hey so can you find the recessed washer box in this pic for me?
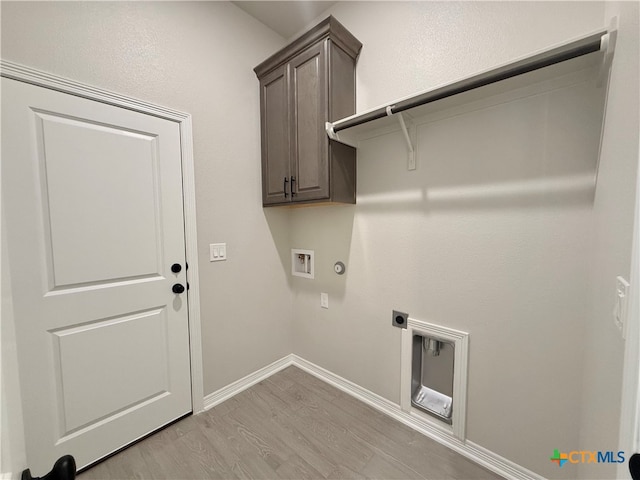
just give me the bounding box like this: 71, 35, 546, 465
291, 249, 314, 279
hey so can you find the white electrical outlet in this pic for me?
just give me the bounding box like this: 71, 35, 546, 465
320, 292, 329, 309
614, 276, 630, 338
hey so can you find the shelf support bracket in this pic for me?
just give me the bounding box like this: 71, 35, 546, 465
598, 18, 617, 88
387, 106, 416, 170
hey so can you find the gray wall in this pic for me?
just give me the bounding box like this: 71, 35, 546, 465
1, 1, 291, 474
287, 2, 626, 479
0, 0, 292, 397
579, 2, 639, 479
2, 2, 638, 480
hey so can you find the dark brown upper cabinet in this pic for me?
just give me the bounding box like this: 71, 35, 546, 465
254, 16, 362, 206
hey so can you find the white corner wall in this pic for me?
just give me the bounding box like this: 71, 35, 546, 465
579, 2, 640, 479
289, 2, 607, 479
1, 1, 292, 474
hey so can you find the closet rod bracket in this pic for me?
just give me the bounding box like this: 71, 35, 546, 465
598, 17, 617, 88
387, 106, 416, 171
326, 121, 339, 141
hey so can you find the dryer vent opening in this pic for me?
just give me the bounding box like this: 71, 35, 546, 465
411, 334, 455, 424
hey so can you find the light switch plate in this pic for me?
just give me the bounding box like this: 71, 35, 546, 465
210, 243, 227, 262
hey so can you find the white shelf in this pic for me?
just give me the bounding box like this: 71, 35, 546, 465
326, 27, 613, 147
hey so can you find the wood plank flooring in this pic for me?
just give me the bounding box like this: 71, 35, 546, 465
79, 366, 503, 479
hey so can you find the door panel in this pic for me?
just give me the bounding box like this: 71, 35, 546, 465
290, 42, 329, 201
2, 77, 192, 475
260, 64, 290, 205
295, 59, 320, 186
36, 111, 162, 288
52, 307, 170, 436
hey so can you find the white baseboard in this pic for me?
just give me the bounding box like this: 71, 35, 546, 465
463, 441, 547, 480
203, 353, 545, 480
203, 355, 294, 410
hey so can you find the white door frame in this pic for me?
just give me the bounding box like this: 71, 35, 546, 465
0, 60, 205, 414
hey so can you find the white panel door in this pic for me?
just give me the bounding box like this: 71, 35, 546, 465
1, 78, 192, 475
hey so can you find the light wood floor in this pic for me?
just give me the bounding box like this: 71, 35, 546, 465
79, 366, 503, 479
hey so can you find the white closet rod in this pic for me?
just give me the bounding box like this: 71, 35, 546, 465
327, 29, 610, 136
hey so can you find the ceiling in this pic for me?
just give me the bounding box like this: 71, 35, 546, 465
232, 1, 337, 39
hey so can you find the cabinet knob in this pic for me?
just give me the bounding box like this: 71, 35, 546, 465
172, 283, 185, 294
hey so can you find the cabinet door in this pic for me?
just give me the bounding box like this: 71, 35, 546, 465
289, 42, 329, 202
260, 64, 291, 205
